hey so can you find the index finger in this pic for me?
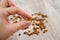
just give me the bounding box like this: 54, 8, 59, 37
5, 7, 32, 19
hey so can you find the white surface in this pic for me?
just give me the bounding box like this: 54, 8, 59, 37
7, 0, 60, 40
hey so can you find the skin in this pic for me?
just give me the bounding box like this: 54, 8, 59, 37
0, 0, 32, 40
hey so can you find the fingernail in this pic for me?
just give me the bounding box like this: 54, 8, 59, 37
24, 20, 31, 27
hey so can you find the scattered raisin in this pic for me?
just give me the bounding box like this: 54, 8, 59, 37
18, 33, 21, 36
43, 30, 48, 33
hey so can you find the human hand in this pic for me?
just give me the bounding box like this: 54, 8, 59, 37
0, 0, 32, 40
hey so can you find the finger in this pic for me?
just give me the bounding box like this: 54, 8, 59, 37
8, 0, 15, 7
0, 0, 8, 8
5, 7, 32, 19
6, 20, 31, 34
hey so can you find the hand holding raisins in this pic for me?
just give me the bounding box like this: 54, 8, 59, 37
0, 0, 32, 40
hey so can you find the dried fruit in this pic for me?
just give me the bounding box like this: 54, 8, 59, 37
9, 12, 48, 36
18, 33, 21, 36
43, 29, 48, 33
41, 14, 48, 18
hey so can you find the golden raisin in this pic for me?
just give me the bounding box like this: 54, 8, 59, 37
43, 29, 48, 33
40, 21, 44, 26
41, 14, 48, 18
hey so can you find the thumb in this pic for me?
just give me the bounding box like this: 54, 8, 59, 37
7, 20, 31, 34
1, 20, 31, 39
